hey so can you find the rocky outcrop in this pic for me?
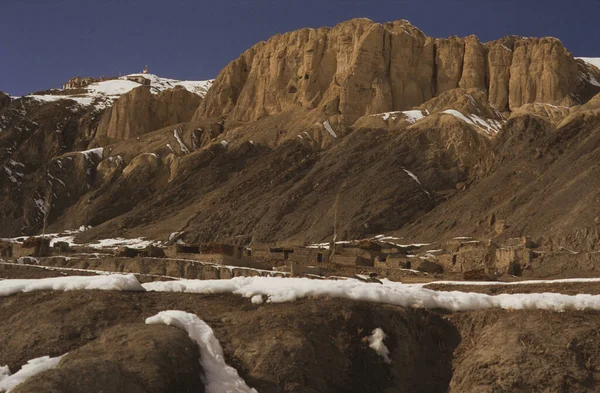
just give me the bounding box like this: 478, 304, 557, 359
510, 103, 570, 125
0, 92, 10, 110
94, 86, 203, 146
198, 19, 595, 126
507, 37, 579, 110
12, 324, 203, 393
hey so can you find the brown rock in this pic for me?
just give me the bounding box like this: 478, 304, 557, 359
510, 102, 570, 125
199, 19, 590, 129
486, 37, 517, 112
385, 20, 435, 110
12, 324, 203, 393
508, 37, 579, 110
435, 36, 465, 94
0, 91, 10, 110
459, 35, 487, 91
94, 86, 203, 145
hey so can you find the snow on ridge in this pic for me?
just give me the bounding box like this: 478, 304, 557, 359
0, 355, 65, 392
174, 128, 190, 154
6, 274, 600, 312
402, 167, 431, 199
0, 228, 153, 251
25, 94, 95, 107
442, 109, 504, 135
124, 73, 213, 96
146, 311, 258, 393
0, 274, 144, 297
86, 237, 154, 250
142, 276, 600, 312
576, 58, 600, 87
323, 120, 337, 138
375, 110, 428, 124
23, 73, 213, 112
75, 147, 104, 160
577, 57, 600, 70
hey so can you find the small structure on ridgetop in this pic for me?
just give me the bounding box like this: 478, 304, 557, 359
125, 74, 151, 86
143, 65, 149, 74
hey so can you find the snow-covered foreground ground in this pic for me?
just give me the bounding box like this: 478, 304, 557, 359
4, 274, 600, 312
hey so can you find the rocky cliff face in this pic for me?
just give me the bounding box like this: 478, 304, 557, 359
93, 86, 203, 146
199, 19, 595, 126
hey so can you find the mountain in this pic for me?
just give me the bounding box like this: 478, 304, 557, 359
1, 18, 600, 256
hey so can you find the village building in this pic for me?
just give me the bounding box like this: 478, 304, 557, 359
63, 76, 94, 89
167, 241, 267, 269
12, 237, 51, 258
430, 236, 534, 277
250, 243, 295, 262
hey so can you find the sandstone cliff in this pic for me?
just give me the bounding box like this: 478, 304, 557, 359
93, 86, 203, 146
197, 19, 598, 126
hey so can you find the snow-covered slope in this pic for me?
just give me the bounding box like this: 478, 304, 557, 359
577, 57, 600, 87
24, 73, 213, 111
578, 57, 600, 69
124, 74, 213, 96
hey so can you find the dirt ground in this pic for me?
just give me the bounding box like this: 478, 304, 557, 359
2, 288, 600, 392
425, 282, 600, 295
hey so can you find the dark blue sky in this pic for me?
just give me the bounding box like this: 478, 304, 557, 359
2, 0, 599, 96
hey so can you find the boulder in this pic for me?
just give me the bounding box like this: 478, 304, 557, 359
12, 324, 204, 393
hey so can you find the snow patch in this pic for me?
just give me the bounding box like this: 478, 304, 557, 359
141, 276, 600, 312
402, 168, 431, 198
377, 110, 428, 124
368, 328, 391, 364
173, 128, 190, 154
86, 237, 154, 250
323, 120, 337, 138
25, 95, 95, 107
577, 57, 600, 70
0, 274, 144, 297
146, 311, 257, 393
251, 295, 264, 304
0, 355, 65, 392
26, 74, 212, 112
123, 74, 213, 96
442, 109, 504, 135
74, 147, 104, 160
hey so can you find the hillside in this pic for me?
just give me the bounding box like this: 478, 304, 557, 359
1, 18, 600, 253
5, 18, 600, 393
